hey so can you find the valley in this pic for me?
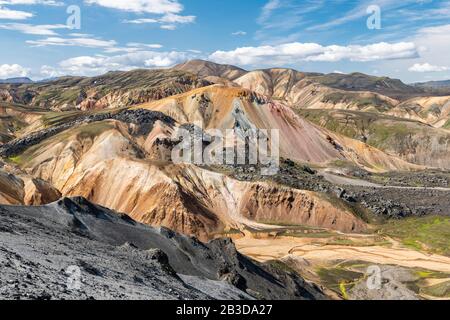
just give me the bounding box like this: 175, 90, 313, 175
0, 60, 449, 300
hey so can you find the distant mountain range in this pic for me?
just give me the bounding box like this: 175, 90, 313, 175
0, 77, 33, 84
414, 79, 450, 89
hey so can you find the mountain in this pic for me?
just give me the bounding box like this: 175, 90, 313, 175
298, 109, 450, 168
173, 59, 247, 81
0, 77, 33, 84
136, 85, 418, 172
390, 95, 450, 128
234, 68, 399, 111
0, 69, 211, 111
175, 60, 432, 101
414, 79, 450, 89
0, 108, 369, 240
1, 60, 450, 300
0, 196, 325, 300
308, 72, 426, 100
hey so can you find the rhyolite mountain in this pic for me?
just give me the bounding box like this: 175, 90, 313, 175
1, 59, 450, 300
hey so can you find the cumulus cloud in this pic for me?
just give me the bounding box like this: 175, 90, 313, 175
0, 23, 68, 35
158, 13, 194, 23
408, 24, 450, 74
209, 41, 418, 66
92, 1, 195, 30
0, 6, 33, 19
0, 63, 29, 78
43, 50, 197, 77
408, 63, 449, 72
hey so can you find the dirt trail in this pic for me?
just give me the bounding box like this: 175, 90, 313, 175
235, 237, 450, 273
321, 171, 450, 191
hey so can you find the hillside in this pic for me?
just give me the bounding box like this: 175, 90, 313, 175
0, 197, 325, 300
309, 73, 426, 100
175, 60, 434, 101
414, 79, 450, 89
0, 69, 211, 111
0, 77, 33, 84
298, 109, 450, 168
1, 60, 450, 301
140, 85, 420, 170
0, 107, 370, 239
173, 59, 247, 81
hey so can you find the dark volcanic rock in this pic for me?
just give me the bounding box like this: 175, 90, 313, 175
0, 197, 326, 300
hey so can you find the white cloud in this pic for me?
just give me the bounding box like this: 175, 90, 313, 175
408, 63, 449, 72
407, 24, 450, 73
158, 13, 194, 23
44, 50, 197, 77
123, 13, 195, 29
231, 31, 247, 36
160, 24, 176, 30
0, 6, 33, 19
127, 42, 163, 49
124, 18, 158, 24
0, 0, 64, 5
85, 0, 183, 14
209, 41, 418, 66
306, 42, 418, 62
0, 63, 29, 78
258, 0, 281, 24
103, 47, 141, 53
104, 42, 163, 53
0, 23, 68, 35
26, 35, 117, 48
307, 0, 418, 31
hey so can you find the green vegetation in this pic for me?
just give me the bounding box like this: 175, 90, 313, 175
415, 269, 449, 279
377, 216, 450, 256
317, 261, 450, 299
443, 119, 450, 129
7, 156, 22, 165
321, 92, 392, 112
41, 111, 87, 127
297, 108, 450, 159
317, 266, 364, 298
323, 236, 391, 247
421, 280, 450, 298
0, 115, 27, 143
367, 122, 412, 147
267, 260, 298, 274
1, 69, 201, 110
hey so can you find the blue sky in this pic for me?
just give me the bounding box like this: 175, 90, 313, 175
0, 0, 450, 83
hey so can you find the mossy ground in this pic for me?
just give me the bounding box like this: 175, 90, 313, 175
377, 216, 450, 256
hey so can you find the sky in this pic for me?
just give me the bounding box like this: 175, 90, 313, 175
0, 0, 450, 83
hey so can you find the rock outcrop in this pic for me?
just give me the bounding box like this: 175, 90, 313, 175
0, 197, 326, 300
